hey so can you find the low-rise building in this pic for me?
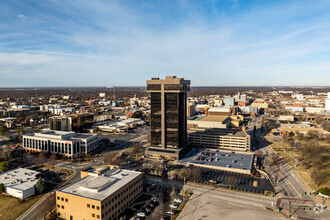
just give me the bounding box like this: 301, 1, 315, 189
187, 115, 230, 129
0, 168, 41, 199
56, 167, 143, 220
22, 130, 98, 159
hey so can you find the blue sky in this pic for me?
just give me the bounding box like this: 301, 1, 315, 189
0, 0, 330, 87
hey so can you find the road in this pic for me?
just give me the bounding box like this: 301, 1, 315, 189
248, 115, 330, 219
19, 126, 150, 220
19, 159, 99, 220
0, 136, 9, 147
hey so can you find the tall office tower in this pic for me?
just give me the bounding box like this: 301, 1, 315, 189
146, 76, 191, 159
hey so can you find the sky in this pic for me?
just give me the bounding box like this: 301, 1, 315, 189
0, 0, 330, 87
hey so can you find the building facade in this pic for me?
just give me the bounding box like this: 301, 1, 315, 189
56, 167, 143, 220
22, 130, 98, 159
188, 128, 251, 152
146, 76, 190, 159
49, 114, 94, 132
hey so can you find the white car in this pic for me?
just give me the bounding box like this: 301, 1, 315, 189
151, 197, 158, 202
136, 212, 146, 217
166, 210, 175, 215
169, 204, 178, 209
174, 198, 183, 203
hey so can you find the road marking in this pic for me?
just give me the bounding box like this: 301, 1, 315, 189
286, 177, 302, 198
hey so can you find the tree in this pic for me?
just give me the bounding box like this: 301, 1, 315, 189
226, 176, 237, 190
95, 127, 100, 133
0, 124, 8, 134
0, 183, 4, 194
131, 143, 141, 155
270, 154, 280, 169
48, 153, 57, 166
0, 162, 9, 172
311, 172, 325, 188
35, 178, 47, 194
190, 168, 202, 182
111, 114, 115, 120
288, 131, 295, 137
35, 151, 46, 165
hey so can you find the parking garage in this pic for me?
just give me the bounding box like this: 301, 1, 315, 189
179, 148, 254, 174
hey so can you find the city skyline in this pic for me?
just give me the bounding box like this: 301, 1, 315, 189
1, 0, 330, 87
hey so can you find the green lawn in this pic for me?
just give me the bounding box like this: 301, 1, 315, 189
0, 194, 44, 220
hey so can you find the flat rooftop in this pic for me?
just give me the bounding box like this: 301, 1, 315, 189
0, 168, 41, 191
188, 128, 249, 138
24, 130, 96, 140
179, 148, 253, 171
199, 115, 229, 122
57, 168, 141, 201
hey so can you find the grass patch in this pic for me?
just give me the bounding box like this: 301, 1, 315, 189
57, 168, 74, 176
0, 194, 44, 220
266, 207, 273, 211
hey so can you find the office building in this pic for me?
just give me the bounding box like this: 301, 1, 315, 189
188, 128, 251, 152
0, 168, 41, 199
49, 114, 94, 132
22, 130, 98, 159
224, 97, 235, 106
146, 76, 191, 159
56, 167, 143, 220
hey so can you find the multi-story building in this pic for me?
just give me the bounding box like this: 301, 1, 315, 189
224, 97, 235, 106
146, 76, 190, 159
22, 130, 98, 159
188, 128, 251, 152
56, 167, 143, 220
49, 114, 94, 132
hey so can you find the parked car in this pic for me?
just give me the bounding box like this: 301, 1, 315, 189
174, 198, 183, 203
169, 204, 178, 209
166, 210, 175, 215
137, 212, 146, 217
151, 197, 158, 201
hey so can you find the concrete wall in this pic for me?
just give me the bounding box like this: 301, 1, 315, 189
6, 186, 35, 199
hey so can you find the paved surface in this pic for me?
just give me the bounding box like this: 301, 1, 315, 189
179, 148, 253, 171
0, 135, 9, 147
248, 115, 330, 219
197, 166, 275, 194
178, 184, 284, 220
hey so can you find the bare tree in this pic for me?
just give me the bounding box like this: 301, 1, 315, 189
311, 172, 325, 188
35, 151, 46, 165
226, 176, 237, 190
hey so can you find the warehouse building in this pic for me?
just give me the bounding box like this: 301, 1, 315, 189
22, 130, 98, 159
56, 167, 143, 220
0, 168, 41, 199
188, 128, 251, 152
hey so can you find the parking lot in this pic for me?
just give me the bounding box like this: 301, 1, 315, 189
196, 166, 275, 194
118, 184, 184, 220
179, 148, 253, 174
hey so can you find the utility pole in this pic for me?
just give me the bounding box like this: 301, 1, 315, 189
289, 201, 292, 217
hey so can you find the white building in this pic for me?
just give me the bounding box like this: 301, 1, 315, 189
0, 168, 41, 199
22, 131, 98, 159
326, 92, 330, 111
